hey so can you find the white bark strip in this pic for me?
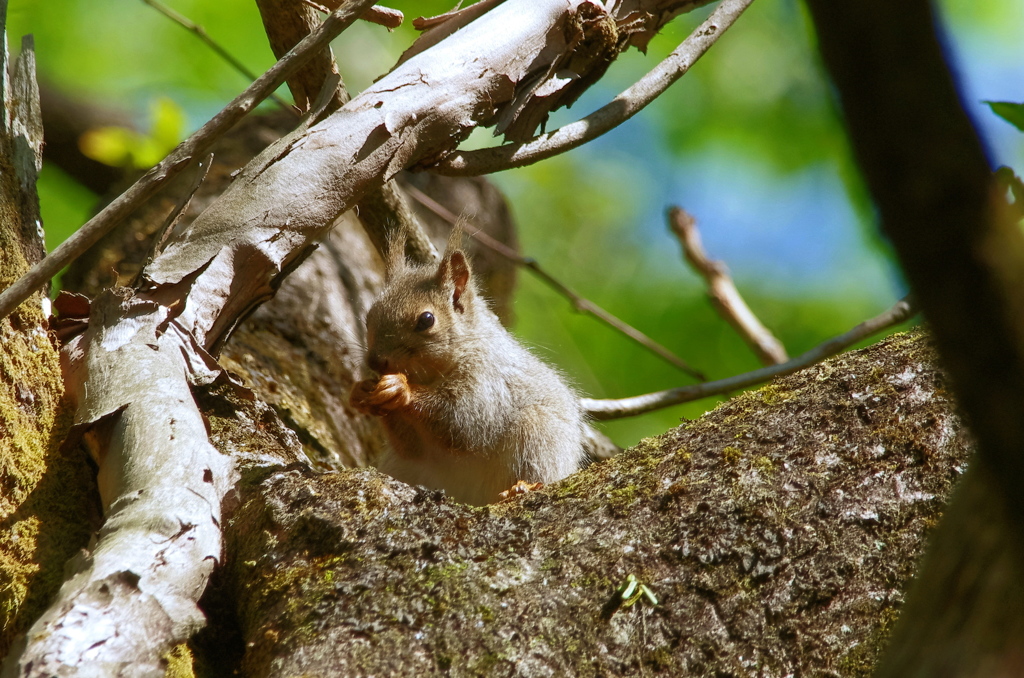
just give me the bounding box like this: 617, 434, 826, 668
6, 291, 235, 677
143, 0, 703, 346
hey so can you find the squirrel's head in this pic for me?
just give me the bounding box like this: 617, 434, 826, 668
364, 228, 478, 384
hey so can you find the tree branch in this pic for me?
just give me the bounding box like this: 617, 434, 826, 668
5, 292, 239, 676
0, 0, 379, 321
215, 330, 967, 675
254, 0, 437, 264
304, 0, 404, 29
431, 0, 754, 176
582, 296, 915, 419
669, 206, 788, 365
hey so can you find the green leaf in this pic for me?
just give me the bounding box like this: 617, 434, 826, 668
148, 97, 186, 158
984, 101, 1024, 132
78, 126, 149, 168
77, 97, 185, 170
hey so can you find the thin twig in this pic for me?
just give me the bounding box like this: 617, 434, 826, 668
304, 0, 404, 29
0, 0, 379, 321
582, 296, 917, 420
669, 206, 788, 365
431, 0, 755, 176
141, 0, 292, 111
404, 184, 708, 381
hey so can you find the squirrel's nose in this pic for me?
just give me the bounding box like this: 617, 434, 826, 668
368, 353, 390, 374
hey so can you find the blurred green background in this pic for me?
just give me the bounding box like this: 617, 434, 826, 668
8, 0, 1024, 446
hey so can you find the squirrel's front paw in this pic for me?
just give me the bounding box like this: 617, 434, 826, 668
350, 373, 413, 416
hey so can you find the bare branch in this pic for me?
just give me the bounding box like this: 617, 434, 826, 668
431, 0, 755, 176
582, 296, 916, 420
257, 0, 348, 113
0, 0, 379, 322
405, 184, 707, 381
359, 5, 403, 29
669, 206, 788, 365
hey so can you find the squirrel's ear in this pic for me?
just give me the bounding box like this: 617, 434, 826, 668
438, 250, 471, 313
384, 230, 407, 279
446, 222, 465, 253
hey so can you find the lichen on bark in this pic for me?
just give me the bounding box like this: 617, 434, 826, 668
0, 39, 94, 658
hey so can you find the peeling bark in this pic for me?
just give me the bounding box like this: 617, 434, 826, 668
58, 111, 523, 472
7, 293, 237, 677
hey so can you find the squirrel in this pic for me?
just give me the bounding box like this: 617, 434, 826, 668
350, 229, 588, 505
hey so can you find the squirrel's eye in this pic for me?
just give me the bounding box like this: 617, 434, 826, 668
415, 311, 435, 332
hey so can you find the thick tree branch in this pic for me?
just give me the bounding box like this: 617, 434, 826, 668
583, 296, 914, 419
7, 293, 237, 677
431, 0, 754, 176
215, 331, 968, 675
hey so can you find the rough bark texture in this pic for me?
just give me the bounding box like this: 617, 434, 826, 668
137, 0, 711, 354
199, 331, 969, 676
0, 33, 95, 661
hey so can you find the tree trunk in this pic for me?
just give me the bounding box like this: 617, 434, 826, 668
0, 35, 96, 662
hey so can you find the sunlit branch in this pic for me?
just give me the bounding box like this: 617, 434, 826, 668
0, 0, 380, 321
430, 0, 755, 176
669, 206, 788, 365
